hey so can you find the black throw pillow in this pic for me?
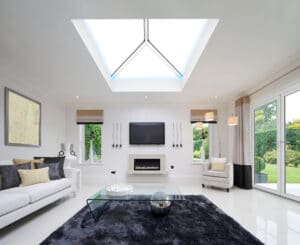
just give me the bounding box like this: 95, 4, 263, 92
0, 163, 31, 190
35, 162, 61, 180
34, 156, 65, 178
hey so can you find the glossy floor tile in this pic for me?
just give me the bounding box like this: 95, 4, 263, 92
0, 183, 300, 245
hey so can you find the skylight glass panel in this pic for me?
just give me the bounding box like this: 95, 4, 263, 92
84, 19, 143, 74
148, 19, 208, 74
113, 43, 180, 80
72, 18, 218, 91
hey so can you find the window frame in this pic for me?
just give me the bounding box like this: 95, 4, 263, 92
192, 123, 213, 164
78, 124, 103, 164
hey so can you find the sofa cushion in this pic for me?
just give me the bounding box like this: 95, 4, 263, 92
13, 158, 44, 169
0, 192, 30, 216
34, 156, 65, 178
3, 178, 72, 203
211, 158, 226, 171
35, 163, 61, 180
0, 163, 31, 190
18, 168, 50, 187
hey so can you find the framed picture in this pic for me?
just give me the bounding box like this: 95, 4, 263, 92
5, 87, 41, 147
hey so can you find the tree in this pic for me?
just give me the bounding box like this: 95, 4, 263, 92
85, 124, 102, 161
254, 101, 277, 162
193, 125, 209, 159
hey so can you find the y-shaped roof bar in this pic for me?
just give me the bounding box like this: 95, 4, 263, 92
111, 19, 183, 79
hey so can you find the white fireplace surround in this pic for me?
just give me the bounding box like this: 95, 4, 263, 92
128, 154, 168, 175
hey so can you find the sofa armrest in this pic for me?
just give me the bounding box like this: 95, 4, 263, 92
225, 163, 233, 176
64, 168, 80, 193
202, 162, 211, 175
225, 163, 234, 187
64, 167, 76, 178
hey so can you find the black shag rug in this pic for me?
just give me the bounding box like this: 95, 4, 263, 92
41, 195, 263, 245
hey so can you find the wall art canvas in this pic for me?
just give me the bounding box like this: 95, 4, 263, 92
5, 87, 41, 147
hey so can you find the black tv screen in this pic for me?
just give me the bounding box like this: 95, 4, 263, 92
129, 122, 165, 145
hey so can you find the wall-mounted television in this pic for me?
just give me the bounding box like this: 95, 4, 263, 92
129, 122, 165, 145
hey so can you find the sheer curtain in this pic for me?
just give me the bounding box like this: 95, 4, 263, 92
233, 96, 250, 165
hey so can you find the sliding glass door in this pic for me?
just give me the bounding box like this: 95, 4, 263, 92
253, 86, 300, 200
284, 90, 300, 197
254, 100, 279, 192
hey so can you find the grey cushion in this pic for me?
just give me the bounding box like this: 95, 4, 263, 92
34, 156, 65, 178
35, 163, 61, 180
0, 163, 31, 190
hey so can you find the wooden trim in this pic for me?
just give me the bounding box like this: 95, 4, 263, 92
190, 109, 218, 123
76, 109, 103, 124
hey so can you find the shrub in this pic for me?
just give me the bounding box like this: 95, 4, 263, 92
255, 156, 265, 173
263, 149, 277, 164
193, 151, 200, 159
291, 159, 300, 167
285, 148, 300, 164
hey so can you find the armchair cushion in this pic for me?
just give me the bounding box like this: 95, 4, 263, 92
211, 157, 226, 171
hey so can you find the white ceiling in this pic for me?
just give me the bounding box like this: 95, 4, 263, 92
0, 0, 300, 105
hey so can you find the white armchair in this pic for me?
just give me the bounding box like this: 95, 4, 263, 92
201, 161, 233, 192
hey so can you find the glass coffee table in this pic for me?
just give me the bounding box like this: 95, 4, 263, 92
87, 183, 185, 221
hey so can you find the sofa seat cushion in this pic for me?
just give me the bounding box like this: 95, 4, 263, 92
0, 192, 30, 216
202, 175, 230, 183
203, 170, 228, 178
2, 178, 71, 203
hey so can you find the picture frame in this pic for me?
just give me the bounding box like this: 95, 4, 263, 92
4, 87, 41, 147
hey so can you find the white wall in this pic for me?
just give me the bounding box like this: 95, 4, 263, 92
250, 67, 300, 105
66, 103, 230, 184
0, 81, 66, 161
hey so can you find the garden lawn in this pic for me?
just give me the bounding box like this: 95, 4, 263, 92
261, 163, 300, 183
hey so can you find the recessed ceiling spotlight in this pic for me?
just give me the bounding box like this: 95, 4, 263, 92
145, 95, 148, 100
75, 96, 79, 100
214, 95, 218, 99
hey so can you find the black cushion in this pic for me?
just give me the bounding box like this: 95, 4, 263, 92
35, 162, 61, 180
0, 163, 31, 190
34, 156, 65, 178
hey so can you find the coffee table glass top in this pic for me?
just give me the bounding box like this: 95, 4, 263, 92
87, 183, 185, 201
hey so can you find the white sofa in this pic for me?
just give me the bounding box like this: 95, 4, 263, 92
0, 168, 77, 229
201, 162, 233, 192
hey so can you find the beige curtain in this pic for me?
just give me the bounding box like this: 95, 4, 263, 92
76, 109, 103, 124
233, 96, 250, 165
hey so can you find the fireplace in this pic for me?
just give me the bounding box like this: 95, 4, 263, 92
128, 154, 167, 175
134, 159, 160, 171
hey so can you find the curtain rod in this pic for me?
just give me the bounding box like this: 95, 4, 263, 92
249, 65, 300, 96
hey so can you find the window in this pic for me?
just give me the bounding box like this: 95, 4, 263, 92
79, 19, 209, 80
72, 18, 218, 92
193, 123, 210, 161
79, 124, 102, 162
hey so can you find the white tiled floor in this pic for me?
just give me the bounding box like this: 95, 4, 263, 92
258, 183, 300, 197
1, 183, 300, 245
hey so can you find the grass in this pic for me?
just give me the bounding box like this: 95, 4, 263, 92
261, 163, 300, 183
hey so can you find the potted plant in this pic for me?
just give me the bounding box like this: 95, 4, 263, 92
255, 156, 268, 183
